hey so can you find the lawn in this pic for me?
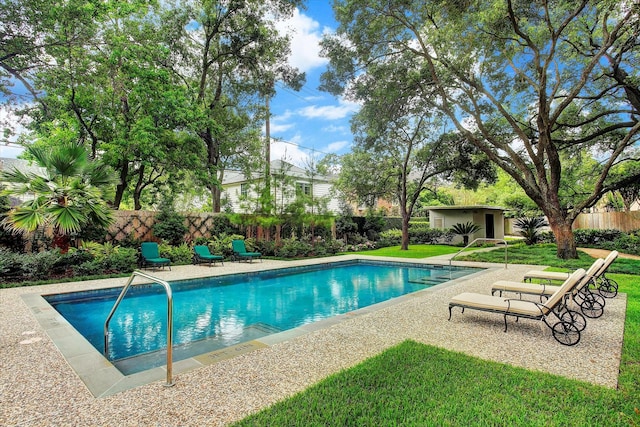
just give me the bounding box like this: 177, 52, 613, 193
345, 244, 466, 258
233, 244, 640, 426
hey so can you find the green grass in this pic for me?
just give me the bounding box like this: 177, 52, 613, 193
345, 244, 465, 258
457, 243, 640, 275
233, 244, 640, 426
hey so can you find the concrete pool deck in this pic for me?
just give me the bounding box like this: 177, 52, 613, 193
0, 255, 627, 426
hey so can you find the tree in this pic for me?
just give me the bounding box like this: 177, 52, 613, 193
161, 0, 305, 212
336, 80, 496, 250
321, 0, 640, 259
0, 141, 116, 253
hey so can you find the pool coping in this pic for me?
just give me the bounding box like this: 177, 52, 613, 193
23, 256, 491, 397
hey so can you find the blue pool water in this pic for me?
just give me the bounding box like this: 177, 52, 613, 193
46, 260, 478, 374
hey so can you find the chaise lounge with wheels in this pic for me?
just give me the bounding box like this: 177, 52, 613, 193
140, 242, 171, 271
491, 258, 606, 319
448, 268, 586, 346
522, 250, 619, 298
231, 239, 262, 263
193, 245, 224, 266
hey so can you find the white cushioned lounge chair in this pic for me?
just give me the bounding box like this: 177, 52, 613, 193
522, 251, 619, 298
448, 268, 586, 346
491, 258, 606, 319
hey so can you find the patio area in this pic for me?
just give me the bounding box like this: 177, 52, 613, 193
0, 255, 626, 426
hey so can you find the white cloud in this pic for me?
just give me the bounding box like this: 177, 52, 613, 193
270, 136, 309, 167
325, 140, 350, 153
299, 98, 360, 120
274, 9, 329, 73
322, 124, 349, 134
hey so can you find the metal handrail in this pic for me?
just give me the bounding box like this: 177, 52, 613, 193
104, 270, 174, 387
449, 238, 508, 269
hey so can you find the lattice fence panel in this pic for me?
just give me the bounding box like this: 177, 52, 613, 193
106, 211, 158, 242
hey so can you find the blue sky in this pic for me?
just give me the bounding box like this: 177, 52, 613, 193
270, 2, 357, 167
0, 3, 356, 163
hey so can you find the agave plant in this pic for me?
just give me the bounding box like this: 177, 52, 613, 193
0, 143, 116, 253
451, 221, 482, 245
514, 216, 549, 245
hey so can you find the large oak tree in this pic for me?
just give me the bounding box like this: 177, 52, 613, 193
321, 0, 640, 258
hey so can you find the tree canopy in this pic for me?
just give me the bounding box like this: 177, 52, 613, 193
321, 0, 640, 258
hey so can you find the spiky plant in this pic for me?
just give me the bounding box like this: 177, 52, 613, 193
0, 143, 116, 253
451, 221, 482, 245
514, 216, 549, 245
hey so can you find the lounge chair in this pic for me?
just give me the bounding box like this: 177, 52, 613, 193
522, 251, 619, 298
491, 258, 606, 319
193, 245, 224, 266
140, 242, 171, 271
448, 268, 586, 346
231, 239, 262, 262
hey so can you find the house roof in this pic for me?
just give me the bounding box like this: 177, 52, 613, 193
425, 205, 506, 211
222, 159, 333, 185
0, 157, 46, 176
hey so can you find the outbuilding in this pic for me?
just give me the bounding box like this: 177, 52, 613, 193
426, 205, 506, 245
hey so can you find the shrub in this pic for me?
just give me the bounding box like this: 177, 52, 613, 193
573, 229, 622, 246
0, 249, 25, 280
378, 229, 402, 247
514, 216, 548, 245
363, 209, 385, 241
22, 250, 61, 280
335, 215, 359, 243
153, 201, 188, 246
274, 238, 313, 258
73, 261, 104, 276
253, 239, 276, 257
206, 234, 245, 258
160, 243, 192, 265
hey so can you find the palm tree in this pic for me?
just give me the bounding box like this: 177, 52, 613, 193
1, 143, 116, 253
451, 221, 482, 246
514, 216, 549, 245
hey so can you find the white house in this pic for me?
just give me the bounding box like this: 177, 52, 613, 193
426, 205, 506, 244
221, 160, 341, 214
0, 157, 46, 205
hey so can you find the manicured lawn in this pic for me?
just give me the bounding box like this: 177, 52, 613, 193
345, 244, 465, 258
233, 244, 640, 426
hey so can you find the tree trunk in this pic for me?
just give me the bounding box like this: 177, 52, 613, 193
548, 217, 578, 259
401, 214, 410, 250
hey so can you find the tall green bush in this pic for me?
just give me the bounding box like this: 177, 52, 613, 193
153, 201, 188, 246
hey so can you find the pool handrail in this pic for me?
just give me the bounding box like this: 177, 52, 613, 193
103, 270, 174, 387
449, 238, 508, 269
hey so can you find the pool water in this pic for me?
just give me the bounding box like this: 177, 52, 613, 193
46, 260, 478, 374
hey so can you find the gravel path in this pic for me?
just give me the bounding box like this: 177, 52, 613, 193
0, 255, 626, 426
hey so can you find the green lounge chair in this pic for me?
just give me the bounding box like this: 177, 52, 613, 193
140, 242, 171, 270
232, 239, 262, 262
193, 245, 224, 266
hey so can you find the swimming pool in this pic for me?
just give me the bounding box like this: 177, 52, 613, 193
45, 260, 479, 375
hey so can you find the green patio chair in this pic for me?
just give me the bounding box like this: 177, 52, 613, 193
140, 242, 171, 270
231, 239, 262, 263
193, 245, 224, 266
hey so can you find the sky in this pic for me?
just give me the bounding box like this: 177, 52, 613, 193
270, 2, 357, 167
0, 2, 357, 165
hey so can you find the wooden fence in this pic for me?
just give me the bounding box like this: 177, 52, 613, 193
505, 211, 640, 235
106, 211, 222, 243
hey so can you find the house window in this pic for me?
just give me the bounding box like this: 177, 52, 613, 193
296, 182, 312, 196
433, 217, 444, 229
240, 183, 249, 197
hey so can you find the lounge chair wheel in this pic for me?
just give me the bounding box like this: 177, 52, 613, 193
598, 278, 618, 298
551, 321, 580, 346
559, 309, 587, 332
579, 294, 605, 318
